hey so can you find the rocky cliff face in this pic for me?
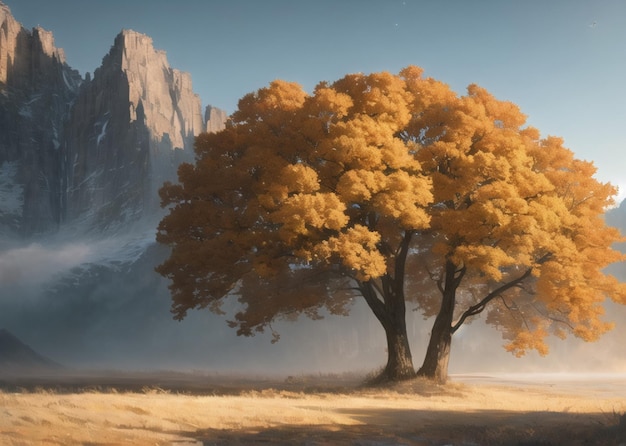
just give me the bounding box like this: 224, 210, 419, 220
0, 2, 82, 235
62, 30, 206, 230
0, 3, 226, 236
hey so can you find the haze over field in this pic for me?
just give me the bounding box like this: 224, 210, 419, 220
1, 219, 625, 376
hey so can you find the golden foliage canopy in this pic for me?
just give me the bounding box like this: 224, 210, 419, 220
405, 80, 626, 356
157, 67, 626, 354
157, 72, 433, 335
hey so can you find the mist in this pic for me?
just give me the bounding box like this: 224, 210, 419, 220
1, 203, 625, 377
0, 242, 91, 287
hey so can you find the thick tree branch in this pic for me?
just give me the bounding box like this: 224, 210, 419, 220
450, 253, 552, 333
451, 267, 533, 334
358, 280, 389, 326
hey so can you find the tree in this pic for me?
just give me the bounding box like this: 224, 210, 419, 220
156, 71, 433, 381
402, 80, 626, 382
156, 66, 626, 383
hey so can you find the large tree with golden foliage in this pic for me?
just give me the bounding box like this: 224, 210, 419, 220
157, 69, 432, 381
156, 66, 626, 382
403, 77, 626, 382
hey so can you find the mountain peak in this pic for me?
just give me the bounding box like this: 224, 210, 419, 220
103, 26, 204, 146
0, 0, 22, 84
116, 28, 155, 50
0, 4, 72, 86
32, 26, 66, 63
61, 24, 208, 229
120, 28, 148, 37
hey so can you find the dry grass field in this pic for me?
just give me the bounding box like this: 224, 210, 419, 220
0, 372, 625, 445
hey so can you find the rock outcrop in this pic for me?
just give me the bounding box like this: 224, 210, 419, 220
0, 3, 226, 236
205, 105, 228, 133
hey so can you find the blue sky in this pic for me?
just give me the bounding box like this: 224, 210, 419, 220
7, 0, 626, 201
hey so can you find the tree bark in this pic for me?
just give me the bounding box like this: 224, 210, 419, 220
417, 259, 463, 383
417, 300, 453, 383
360, 278, 416, 383
379, 297, 416, 382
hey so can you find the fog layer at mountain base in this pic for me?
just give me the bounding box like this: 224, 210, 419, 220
1, 221, 625, 376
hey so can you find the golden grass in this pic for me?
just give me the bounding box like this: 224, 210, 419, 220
0, 373, 624, 445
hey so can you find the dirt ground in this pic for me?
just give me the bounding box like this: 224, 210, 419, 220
0, 371, 625, 445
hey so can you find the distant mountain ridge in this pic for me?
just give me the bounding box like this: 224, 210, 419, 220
0, 328, 62, 372
0, 2, 227, 237
607, 198, 626, 226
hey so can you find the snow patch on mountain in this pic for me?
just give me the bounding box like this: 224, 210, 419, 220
96, 118, 109, 145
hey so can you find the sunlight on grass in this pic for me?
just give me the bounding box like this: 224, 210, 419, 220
0, 373, 624, 445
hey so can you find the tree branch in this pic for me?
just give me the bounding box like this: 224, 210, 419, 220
358, 280, 388, 326
422, 257, 445, 294
453, 264, 467, 288
530, 302, 575, 331
498, 295, 531, 332
451, 267, 533, 334
450, 252, 552, 333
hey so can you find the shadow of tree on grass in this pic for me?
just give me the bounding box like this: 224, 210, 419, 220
176, 408, 625, 446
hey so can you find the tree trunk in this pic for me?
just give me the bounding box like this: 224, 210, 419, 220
417, 304, 453, 383
417, 259, 461, 383
359, 284, 414, 382
360, 279, 416, 383
359, 231, 416, 383
379, 305, 416, 382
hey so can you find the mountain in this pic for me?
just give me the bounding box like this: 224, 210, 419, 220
0, 2, 226, 237
0, 328, 62, 373
63, 29, 206, 231
607, 198, 626, 229
0, 3, 248, 373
